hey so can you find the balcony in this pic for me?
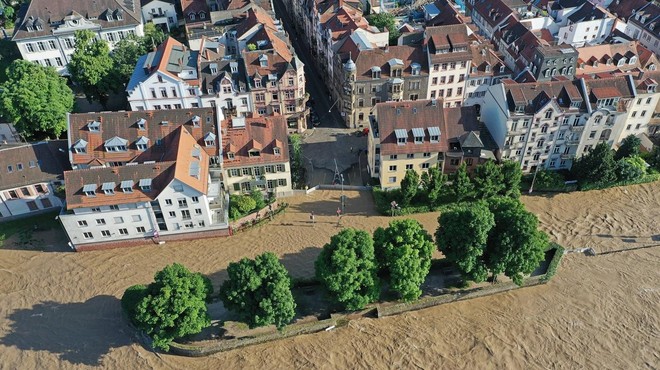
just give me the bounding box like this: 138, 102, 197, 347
569, 125, 584, 132
222, 106, 237, 116
560, 153, 574, 160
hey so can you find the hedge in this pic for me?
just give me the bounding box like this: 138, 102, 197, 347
541, 243, 565, 282
579, 173, 660, 191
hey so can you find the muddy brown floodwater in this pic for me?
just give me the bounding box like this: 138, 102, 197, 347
0, 184, 658, 369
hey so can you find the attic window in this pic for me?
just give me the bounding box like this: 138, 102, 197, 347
411, 63, 421, 76
192, 115, 201, 127
259, 55, 268, 67
230, 62, 238, 73
107, 12, 114, 21
102, 182, 115, 195
395, 129, 407, 145
83, 184, 97, 197
617, 58, 626, 67
121, 180, 134, 193
629, 56, 637, 65
371, 66, 381, 79
73, 139, 88, 153
189, 12, 196, 20
104, 136, 128, 152
485, 64, 491, 73
428, 126, 440, 142
570, 100, 581, 108
161, 120, 169, 126
471, 66, 477, 73
210, 63, 218, 75
412, 128, 424, 144
204, 132, 216, 146
227, 152, 235, 160
515, 105, 525, 113
499, 65, 505, 73
88, 121, 101, 132
135, 136, 149, 151
137, 118, 146, 130
139, 178, 152, 191
274, 147, 281, 155
26, 25, 34, 32
648, 84, 657, 93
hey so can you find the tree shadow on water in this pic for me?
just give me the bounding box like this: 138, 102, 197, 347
1, 295, 133, 366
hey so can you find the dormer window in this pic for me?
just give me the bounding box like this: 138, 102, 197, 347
189, 12, 196, 20
192, 115, 201, 127
135, 136, 149, 151
248, 149, 261, 157
274, 147, 281, 155
259, 55, 268, 67
499, 65, 505, 73
411, 63, 421, 76
571, 100, 581, 108
88, 121, 101, 132
137, 118, 146, 130
395, 129, 407, 145
371, 66, 381, 79
227, 152, 235, 160
230, 62, 238, 73
412, 128, 424, 144
649, 84, 657, 93
121, 180, 134, 193
105, 136, 128, 152
204, 132, 216, 147
617, 58, 626, 67
73, 139, 88, 154
26, 25, 34, 32
515, 105, 525, 113
485, 64, 491, 73
210, 63, 218, 75
102, 182, 115, 195
139, 178, 152, 192
160, 120, 168, 126
83, 184, 97, 197
255, 78, 262, 88
428, 126, 440, 142
199, 11, 206, 19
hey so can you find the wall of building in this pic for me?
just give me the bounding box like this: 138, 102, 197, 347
558, 18, 614, 47
379, 152, 441, 189
128, 71, 203, 110
142, 1, 178, 30
481, 84, 509, 147
0, 182, 63, 219
223, 162, 293, 195
427, 61, 470, 107
154, 179, 213, 232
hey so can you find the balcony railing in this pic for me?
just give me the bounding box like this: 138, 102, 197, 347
569, 125, 584, 132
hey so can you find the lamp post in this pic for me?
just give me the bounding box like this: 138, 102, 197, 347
529, 164, 540, 194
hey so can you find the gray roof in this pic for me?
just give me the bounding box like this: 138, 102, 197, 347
135, 136, 150, 145
83, 184, 97, 192
428, 126, 441, 136
139, 178, 152, 187
73, 139, 88, 149
412, 128, 425, 137
394, 129, 408, 139
0, 141, 70, 191
459, 131, 484, 148
120, 180, 134, 188
101, 182, 116, 191
104, 136, 128, 147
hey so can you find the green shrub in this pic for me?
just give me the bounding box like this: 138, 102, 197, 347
541, 244, 565, 282
250, 190, 266, 210
615, 156, 645, 182
534, 170, 565, 190
234, 195, 256, 214
121, 284, 148, 324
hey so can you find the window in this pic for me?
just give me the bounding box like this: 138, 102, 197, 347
421, 163, 430, 169
181, 210, 191, 220
276, 164, 285, 172
388, 176, 396, 183
423, 152, 431, 158
114, 216, 124, 224
389, 165, 397, 172
188, 89, 196, 96
195, 208, 202, 215
78, 220, 88, 227
7, 165, 12, 173
632, 111, 637, 118
83, 232, 93, 239
25, 43, 35, 53
96, 218, 106, 225
390, 154, 398, 160
178, 198, 188, 207
136, 226, 146, 233
119, 228, 128, 235
37, 42, 45, 51
101, 230, 111, 237
16, 163, 23, 171
55, 57, 63, 66
641, 111, 647, 117
132, 215, 142, 222
278, 178, 287, 187
92, 207, 101, 212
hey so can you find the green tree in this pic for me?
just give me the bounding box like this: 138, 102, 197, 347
133, 263, 212, 351
399, 169, 420, 206
315, 228, 380, 310
121, 284, 148, 323
534, 169, 565, 190
109, 36, 148, 90
234, 195, 256, 214
615, 134, 641, 160
142, 23, 167, 49
374, 219, 434, 301
68, 30, 114, 105
473, 160, 505, 199
366, 13, 400, 45
572, 142, 616, 187
615, 155, 646, 182
0, 60, 74, 139
436, 202, 494, 283
250, 189, 266, 210
485, 197, 548, 285
220, 252, 296, 329
500, 160, 522, 198
450, 163, 474, 202
644, 145, 660, 172
421, 166, 447, 206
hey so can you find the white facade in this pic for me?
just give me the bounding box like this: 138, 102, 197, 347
557, 17, 615, 47
127, 68, 204, 111
0, 182, 64, 219
15, 20, 143, 75
141, 0, 178, 31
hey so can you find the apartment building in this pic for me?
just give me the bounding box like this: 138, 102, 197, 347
335, 43, 428, 128
11, 0, 144, 75
61, 108, 229, 249
482, 79, 590, 172
463, 44, 511, 106
608, 0, 660, 55
181, 0, 211, 24
141, 0, 178, 32
221, 115, 293, 195
367, 100, 496, 189
0, 141, 70, 221
575, 40, 659, 77
467, 0, 516, 39
424, 24, 475, 107
552, 1, 617, 47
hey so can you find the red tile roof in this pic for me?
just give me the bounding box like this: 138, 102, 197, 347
221, 115, 290, 167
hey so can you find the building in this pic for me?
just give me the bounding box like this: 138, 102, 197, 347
0, 141, 70, 221
467, 0, 517, 39
463, 43, 511, 105
553, 1, 617, 47
608, 0, 660, 55
12, 0, 144, 75
181, 0, 211, 23
61, 108, 229, 250
575, 40, 659, 77
482, 79, 590, 172
367, 99, 496, 189
335, 43, 428, 128
221, 115, 293, 195
424, 24, 477, 107
140, 0, 178, 32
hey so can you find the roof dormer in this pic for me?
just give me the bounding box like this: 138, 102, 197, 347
248, 139, 262, 157
73, 139, 88, 154
204, 132, 216, 146
104, 136, 128, 152
273, 139, 283, 155
259, 54, 268, 67
88, 120, 101, 132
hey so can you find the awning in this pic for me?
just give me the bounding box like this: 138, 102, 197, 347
120, 180, 134, 189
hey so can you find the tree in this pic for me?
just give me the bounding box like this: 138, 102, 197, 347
615, 134, 641, 160
485, 197, 548, 285
374, 219, 434, 301
109, 36, 148, 90
250, 189, 266, 210
220, 252, 296, 329
366, 13, 400, 45
133, 263, 212, 351
399, 169, 420, 206
644, 145, 660, 172
142, 23, 167, 49
615, 155, 646, 182
500, 161, 522, 198
315, 228, 380, 310
472, 160, 505, 199
572, 142, 616, 186
0, 60, 74, 139
534, 169, 565, 190
450, 163, 474, 202
121, 284, 148, 323
234, 195, 256, 214
68, 30, 114, 105
421, 166, 447, 206
436, 202, 494, 283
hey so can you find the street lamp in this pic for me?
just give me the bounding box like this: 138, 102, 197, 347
529, 165, 541, 194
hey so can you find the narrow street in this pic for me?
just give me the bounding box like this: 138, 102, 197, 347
272, 0, 370, 186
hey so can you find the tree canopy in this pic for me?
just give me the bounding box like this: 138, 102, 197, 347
315, 228, 380, 310
472, 160, 505, 199
615, 134, 641, 160
132, 263, 212, 351
500, 160, 522, 198
220, 252, 296, 330
109, 23, 167, 89
0, 60, 74, 139
68, 30, 114, 105
485, 197, 548, 285
615, 155, 646, 182
571, 142, 617, 187
450, 163, 474, 202
374, 219, 434, 301
421, 166, 447, 206
436, 202, 493, 283
400, 169, 420, 206
366, 13, 400, 45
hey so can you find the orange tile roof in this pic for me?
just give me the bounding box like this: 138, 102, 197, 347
221, 116, 289, 167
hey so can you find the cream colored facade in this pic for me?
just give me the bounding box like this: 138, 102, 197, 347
426, 61, 470, 107
223, 162, 292, 195
378, 155, 441, 189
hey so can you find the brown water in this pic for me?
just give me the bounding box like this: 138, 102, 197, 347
0, 185, 658, 369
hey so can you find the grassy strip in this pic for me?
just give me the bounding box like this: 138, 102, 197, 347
0, 211, 61, 247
